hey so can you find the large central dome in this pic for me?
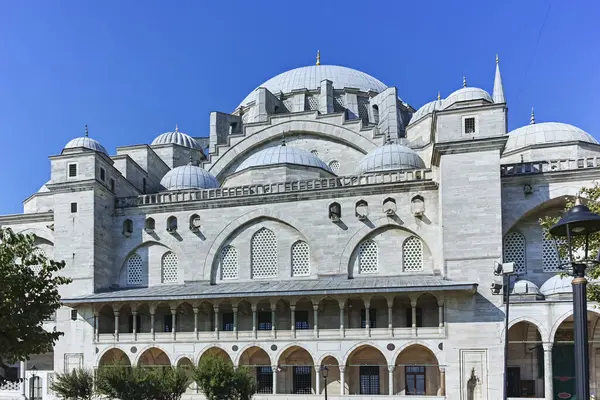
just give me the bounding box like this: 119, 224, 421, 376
238, 65, 388, 108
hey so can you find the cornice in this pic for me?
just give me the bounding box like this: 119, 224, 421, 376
432, 136, 508, 165
0, 211, 54, 225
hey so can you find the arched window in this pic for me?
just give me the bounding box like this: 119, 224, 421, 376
167, 216, 177, 233
145, 217, 155, 233
358, 240, 378, 274
221, 246, 239, 280
122, 219, 133, 237
329, 202, 341, 221
403, 236, 423, 272
291, 241, 310, 277
251, 228, 278, 278
503, 231, 526, 274
542, 234, 560, 272
30, 247, 46, 274
126, 254, 143, 286
161, 252, 178, 283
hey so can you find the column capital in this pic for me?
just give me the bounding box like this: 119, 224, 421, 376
213, 306, 220, 313
271, 303, 277, 312
111, 303, 121, 313
149, 303, 157, 314
170, 307, 177, 315
388, 365, 395, 372
313, 304, 319, 311
339, 365, 346, 373
290, 305, 296, 311
192, 306, 199, 314
271, 365, 278, 371
439, 367, 446, 373
410, 298, 418, 307
232, 306, 238, 312
543, 342, 554, 351
338, 298, 346, 308
251, 304, 258, 312
386, 295, 395, 308
132, 310, 138, 316
113, 311, 120, 317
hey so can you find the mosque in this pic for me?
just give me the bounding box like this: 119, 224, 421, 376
1, 52, 599, 400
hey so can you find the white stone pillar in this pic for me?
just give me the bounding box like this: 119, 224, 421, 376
193, 307, 199, 340
19, 360, 26, 399
315, 365, 321, 394
411, 299, 417, 336
439, 367, 446, 396
438, 300, 444, 334
114, 311, 120, 341
339, 300, 345, 338
313, 304, 319, 338
271, 303, 276, 339
170, 307, 177, 341
150, 308, 156, 341
132, 310, 138, 341
272, 365, 277, 394
252, 304, 257, 339
365, 300, 371, 337
94, 312, 99, 342
339, 366, 345, 395
290, 305, 296, 339
233, 306, 238, 339
543, 342, 553, 400
387, 298, 394, 336
388, 365, 395, 395
214, 306, 219, 339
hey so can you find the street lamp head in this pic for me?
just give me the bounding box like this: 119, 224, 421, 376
321, 365, 328, 378
549, 202, 600, 238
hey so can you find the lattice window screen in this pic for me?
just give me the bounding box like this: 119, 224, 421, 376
306, 96, 319, 111
221, 246, 239, 280
403, 236, 423, 272
291, 241, 310, 277
30, 247, 46, 273
161, 252, 178, 283
251, 228, 278, 278
503, 231, 526, 274
310, 149, 319, 158
328, 160, 340, 174
542, 235, 561, 272
47, 373, 54, 394
357, 97, 370, 124
283, 99, 294, 112
358, 240, 378, 274
333, 94, 345, 113
127, 254, 143, 285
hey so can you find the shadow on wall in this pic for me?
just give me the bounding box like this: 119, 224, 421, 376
447, 293, 506, 324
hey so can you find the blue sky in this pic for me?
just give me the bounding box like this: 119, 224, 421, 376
1, 0, 599, 214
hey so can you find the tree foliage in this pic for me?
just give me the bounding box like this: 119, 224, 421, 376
50, 368, 96, 400
539, 182, 600, 302
96, 365, 189, 400
0, 227, 71, 382
193, 354, 256, 400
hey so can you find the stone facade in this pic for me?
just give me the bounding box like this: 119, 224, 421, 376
1, 57, 599, 400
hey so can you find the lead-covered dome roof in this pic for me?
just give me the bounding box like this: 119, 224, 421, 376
64, 135, 108, 156
409, 99, 443, 125
540, 275, 573, 296
152, 126, 201, 149
235, 145, 333, 174
442, 87, 493, 109
504, 122, 598, 153
512, 279, 540, 295
239, 65, 387, 108
356, 143, 426, 175
160, 163, 219, 191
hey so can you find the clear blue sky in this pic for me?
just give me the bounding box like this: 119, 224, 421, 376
1, 1, 599, 214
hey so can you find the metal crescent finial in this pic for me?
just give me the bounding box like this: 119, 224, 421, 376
437, 91, 441, 101
463, 76, 467, 88
316, 50, 321, 66
530, 107, 535, 125
85, 124, 89, 137
175, 124, 179, 132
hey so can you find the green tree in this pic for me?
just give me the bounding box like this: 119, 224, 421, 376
0, 227, 71, 383
50, 368, 96, 400
193, 354, 256, 400
96, 365, 189, 400
539, 182, 600, 302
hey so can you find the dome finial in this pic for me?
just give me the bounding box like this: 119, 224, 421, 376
188, 155, 193, 165
530, 107, 535, 125
463, 76, 467, 88
84, 124, 89, 137
281, 133, 286, 147
175, 124, 179, 132
496, 54, 499, 65
437, 91, 441, 101
316, 50, 321, 66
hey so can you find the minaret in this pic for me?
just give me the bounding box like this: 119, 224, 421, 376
493, 54, 506, 103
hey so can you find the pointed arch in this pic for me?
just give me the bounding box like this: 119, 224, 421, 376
137, 347, 171, 367
503, 231, 526, 274
291, 240, 310, 277
251, 227, 277, 279
403, 236, 423, 272
97, 347, 131, 368
161, 251, 179, 283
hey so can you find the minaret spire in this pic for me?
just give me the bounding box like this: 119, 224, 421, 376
493, 54, 506, 103
530, 107, 535, 125
316, 50, 321, 66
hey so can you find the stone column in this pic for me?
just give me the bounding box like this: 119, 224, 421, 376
290, 305, 296, 339
339, 366, 345, 395
193, 307, 199, 340
315, 365, 321, 394
170, 307, 177, 341
439, 367, 446, 396
388, 365, 395, 395
150, 307, 156, 341
272, 365, 278, 394
132, 310, 138, 341
233, 306, 238, 339
252, 304, 257, 339
543, 343, 553, 400
114, 311, 120, 341
411, 298, 417, 336
438, 299, 445, 334
364, 300, 371, 337
313, 303, 319, 338
271, 303, 277, 339
19, 360, 26, 399
387, 297, 394, 336
214, 306, 220, 339
339, 300, 345, 338
93, 311, 99, 342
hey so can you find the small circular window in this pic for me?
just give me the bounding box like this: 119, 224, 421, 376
310, 149, 319, 157
328, 160, 340, 174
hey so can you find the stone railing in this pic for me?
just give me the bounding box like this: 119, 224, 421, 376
0, 380, 20, 391
116, 169, 433, 208
501, 157, 600, 176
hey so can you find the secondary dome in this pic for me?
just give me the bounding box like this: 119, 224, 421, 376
504, 122, 598, 153
356, 143, 426, 175
64, 126, 109, 156
238, 65, 387, 108
160, 163, 219, 191
540, 275, 573, 296
235, 145, 333, 174
409, 99, 443, 125
442, 87, 493, 109
512, 279, 540, 295
152, 126, 201, 149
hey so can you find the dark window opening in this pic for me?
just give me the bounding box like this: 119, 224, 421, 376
110, 178, 115, 192
258, 311, 272, 330
372, 105, 380, 124
222, 312, 234, 331
293, 366, 312, 394
295, 310, 309, 330
405, 366, 426, 395
29, 376, 42, 400
359, 366, 380, 394
68, 164, 77, 177
361, 309, 377, 328
128, 314, 141, 333
464, 117, 476, 134
405, 307, 423, 327
70, 309, 78, 320
256, 366, 273, 394
100, 168, 106, 182
164, 314, 176, 332
71, 202, 77, 213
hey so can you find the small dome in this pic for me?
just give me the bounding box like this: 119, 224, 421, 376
64, 136, 108, 155
160, 163, 219, 191
512, 279, 540, 295
152, 126, 201, 149
540, 275, 573, 296
235, 145, 333, 174
38, 181, 50, 193
504, 122, 598, 153
442, 87, 493, 109
409, 99, 443, 125
356, 143, 426, 175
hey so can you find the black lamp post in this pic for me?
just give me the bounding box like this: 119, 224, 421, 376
29, 365, 37, 400
321, 365, 328, 400
549, 199, 600, 400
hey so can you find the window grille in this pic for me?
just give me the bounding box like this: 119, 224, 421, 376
403, 236, 424, 272
503, 231, 526, 274
127, 254, 143, 285
161, 252, 178, 283
258, 311, 272, 330
293, 366, 312, 394
542, 235, 561, 272
359, 366, 380, 394
357, 97, 370, 124
358, 240, 378, 274
333, 94, 345, 113
283, 99, 294, 112
256, 367, 273, 394
464, 117, 476, 134
328, 160, 340, 174
361, 309, 377, 328
310, 149, 319, 157
405, 307, 423, 327
68, 164, 77, 177
295, 310, 309, 330
306, 96, 319, 111
71, 310, 78, 320
291, 241, 310, 277
251, 228, 278, 278
71, 202, 77, 213
47, 373, 54, 394
29, 376, 42, 400
405, 366, 426, 395
30, 247, 46, 273
221, 246, 239, 279
222, 312, 234, 331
